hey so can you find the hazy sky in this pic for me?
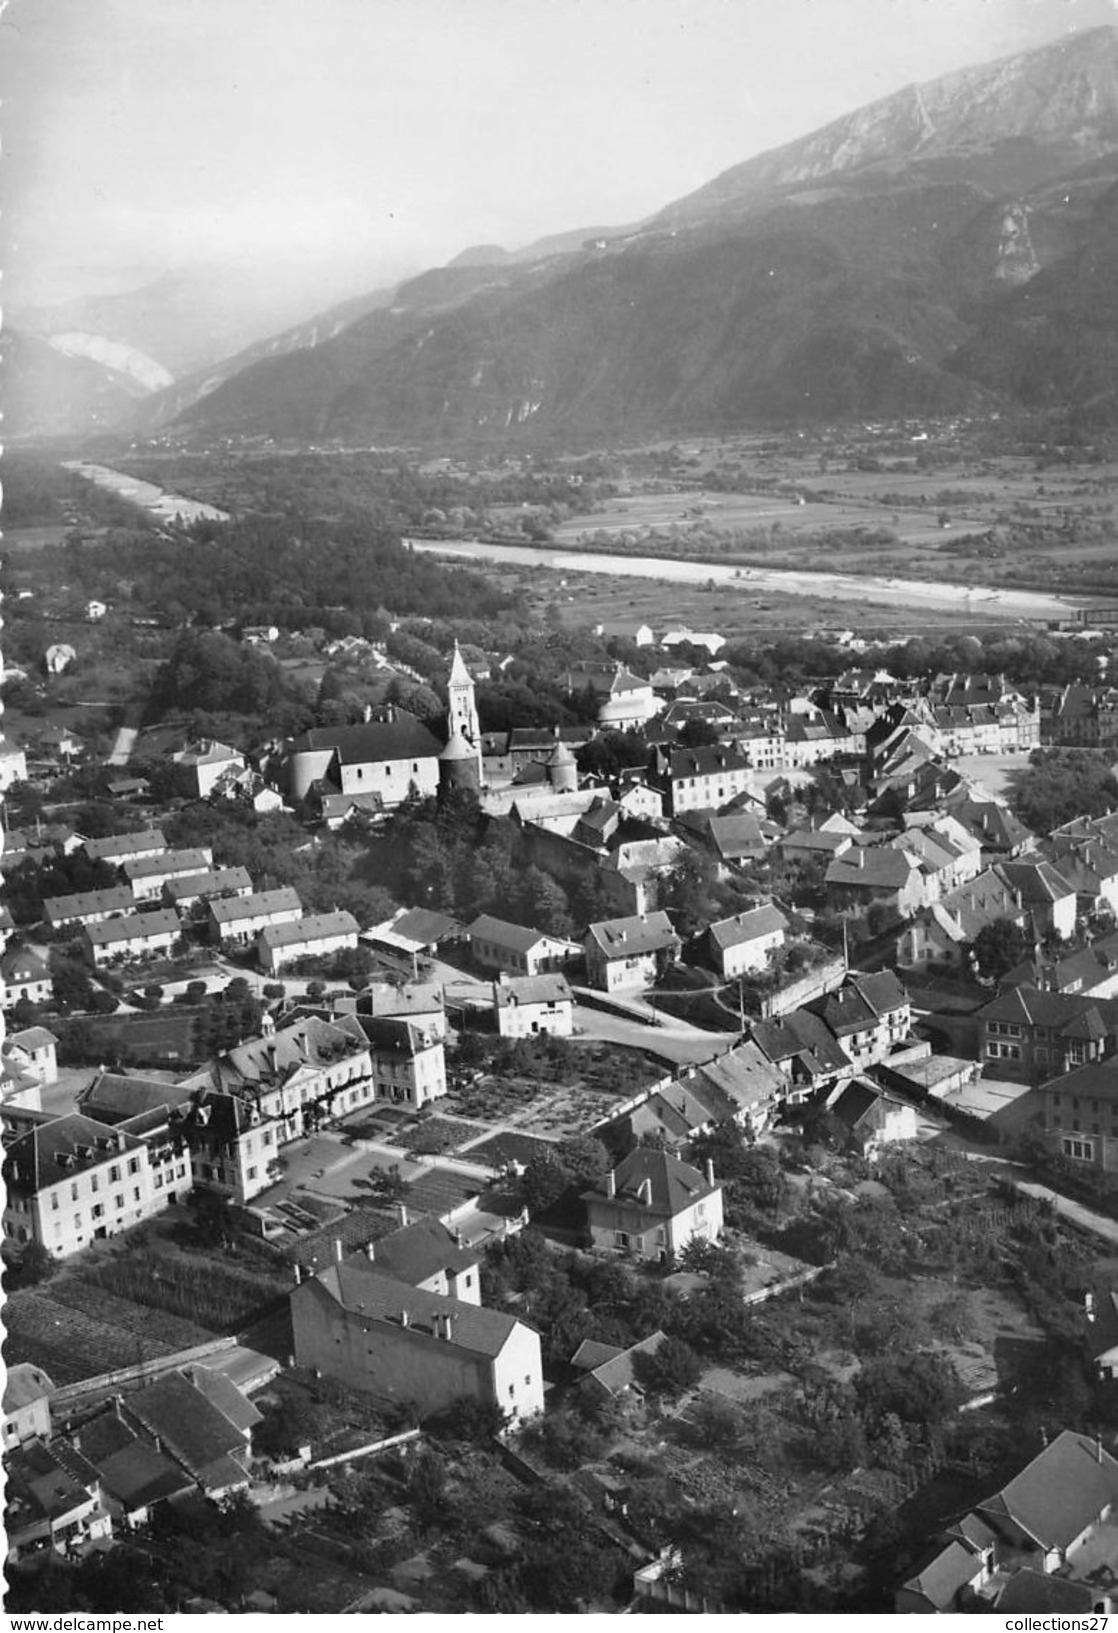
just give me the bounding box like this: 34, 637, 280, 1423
4, 0, 1118, 307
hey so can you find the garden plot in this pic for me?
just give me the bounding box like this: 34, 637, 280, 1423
3, 1285, 209, 1383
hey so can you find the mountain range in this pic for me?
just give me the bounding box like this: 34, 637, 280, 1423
11, 25, 1118, 443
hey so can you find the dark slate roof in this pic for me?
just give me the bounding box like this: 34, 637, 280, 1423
123, 1371, 248, 1483
1040, 1059, 1118, 1103
493, 974, 573, 1008
209, 887, 303, 924
586, 911, 679, 959
85, 909, 181, 947
468, 914, 566, 954
995, 1571, 1094, 1613
164, 867, 253, 903
259, 911, 358, 948
43, 885, 136, 921
584, 1147, 720, 1219
900, 1541, 983, 1611
570, 1339, 624, 1372
84, 829, 166, 861
384, 907, 462, 947
583, 1331, 668, 1395
691, 1042, 785, 1114
3, 1113, 144, 1196
314, 1259, 524, 1359
708, 904, 787, 952
995, 858, 1076, 904
123, 848, 213, 882
185, 1366, 262, 1436
976, 985, 1118, 1038
369, 1215, 480, 1286
78, 1071, 193, 1125
296, 714, 443, 764
977, 1430, 1118, 1551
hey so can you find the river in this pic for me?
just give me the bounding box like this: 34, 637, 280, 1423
406, 537, 1077, 621
59, 459, 1076, 621
63, 461, 229, 525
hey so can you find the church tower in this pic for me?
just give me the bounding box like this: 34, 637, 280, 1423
446, 641, 483, 784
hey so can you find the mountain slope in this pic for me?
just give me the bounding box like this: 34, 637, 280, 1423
173, 25, 1118, 443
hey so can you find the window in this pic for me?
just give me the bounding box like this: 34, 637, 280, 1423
91, 1203, 105, 1221
133, 1187, 141, 1202
70, 1183, 79, 1202
1063, 1136, 1095, 1162
128, 1158, 140, 1175
51, 1193, 59, 1211
114, 1194, 124, 1210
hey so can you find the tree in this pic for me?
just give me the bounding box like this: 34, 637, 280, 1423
633, 1335, 703, 1400
970, 917, 1031, 981
253, 1394, 316, 1460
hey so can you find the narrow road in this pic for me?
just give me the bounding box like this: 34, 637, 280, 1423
106, 725, 138, 766
573, 1003, 735, 1065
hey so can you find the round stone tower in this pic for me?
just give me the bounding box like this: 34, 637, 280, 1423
546, 739, 578, 794
439, 727, 482, 797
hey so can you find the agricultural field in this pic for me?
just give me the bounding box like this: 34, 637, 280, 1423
3, 1213, 291, 1384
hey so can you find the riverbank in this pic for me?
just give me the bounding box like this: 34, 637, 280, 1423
406, 537, 1078, 621
63, 461, 230, 525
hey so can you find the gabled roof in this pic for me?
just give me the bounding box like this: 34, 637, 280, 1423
123, 848, 213, 881
976, 1429, 1118, 1552
468, 913, 571, 954
900, 1540, 984, 1611
691, 1040, 786, 1115
84, 829, 166, 861
976, 984, 1118, 1038
570, 1339, 624, 1372
259, 911, 358, 948
295, 713, 444, 764
378, 906, 461, 949
78, 1070, 193, 1125
312, 1258, 524, 1359
584, 1147, 720, 1219
43, 885, 136, 921
84, 908, 181, 947
369, 1215, 479, 1287
586, 912, 679, 959
995, 858, 1076, 905
122, 1370, 252, 1487
164, 867, 253, 902
708, 904, 788, 952
493, 974, 573, 1008
825, 847, 924, 890
581, 1331, 668, 1396
209, 886, 303, 924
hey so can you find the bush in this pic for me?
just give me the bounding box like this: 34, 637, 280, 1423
89, 990, 119, 1015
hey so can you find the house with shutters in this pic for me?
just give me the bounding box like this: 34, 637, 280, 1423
582, 1148, 723, 1263
648, 742, 754, 817
585, 912, 681, 993
812, 971, 912, 1072
705, 903, 789, 981
354, 1014, 447, 1109
492, 973, 574, 1039
2, 1111, 182, 1258
824, 844, 929, 919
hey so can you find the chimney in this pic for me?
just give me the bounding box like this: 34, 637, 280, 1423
398, 1202, 409, 1228
294, 1263, 303, 1284
1098, 1434, 1105, 1465
1040, 1426, 1048, 1448
637, 1178, 653, 1206
333, 1238, 344, 1263
606, 1170, 616, 1197
1087, 1291, 1097, 1322
856, 849, 865, 869
365, 1241, 375, 1262
704, 1159, 715, 1187
399, 1308, 409, 1328
442, 1314, 454, 1342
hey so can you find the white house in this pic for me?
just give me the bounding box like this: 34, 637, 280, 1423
493, 973, 575, 1039
257, 911, 359, 972
706, 904, 789, 981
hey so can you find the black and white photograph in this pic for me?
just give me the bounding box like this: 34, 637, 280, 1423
6, 0, 1118, 1615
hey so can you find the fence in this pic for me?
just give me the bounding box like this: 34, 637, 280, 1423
50, 1335, 237, 1408
307, 1427, 421, 1470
